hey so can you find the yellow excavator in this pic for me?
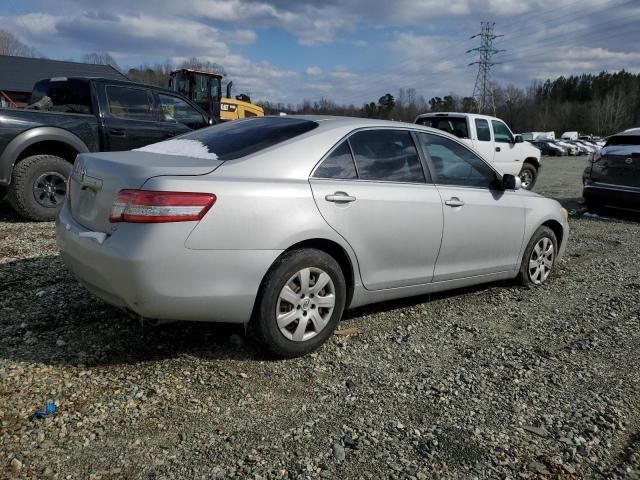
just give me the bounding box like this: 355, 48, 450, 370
169, 68, 264, 122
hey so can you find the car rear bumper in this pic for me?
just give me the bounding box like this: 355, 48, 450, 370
582, 182, 640, 210
56, 204, 282, 324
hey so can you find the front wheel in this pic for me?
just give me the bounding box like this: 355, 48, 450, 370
251, 248, 346, 358
519, 163, 538, 190
518, 226, 558, 286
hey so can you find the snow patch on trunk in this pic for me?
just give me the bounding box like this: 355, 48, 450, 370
135, 139, 218, 160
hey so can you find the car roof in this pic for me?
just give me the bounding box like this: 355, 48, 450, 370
621, 127, 640, 135
414, 112, 498, 121
40, 76, 178, 95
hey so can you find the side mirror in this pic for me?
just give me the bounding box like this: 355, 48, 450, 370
514, 135, 524, 143
502, 174, 521, 190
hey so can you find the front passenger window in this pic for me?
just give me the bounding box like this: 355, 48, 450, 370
491, 120, 514, 143
417, 132, 497, 189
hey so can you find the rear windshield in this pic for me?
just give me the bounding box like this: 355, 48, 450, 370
29, 79, 93, 114
176, 117, 318, 160
416, 116, 469, 139
605, 135, 640, 146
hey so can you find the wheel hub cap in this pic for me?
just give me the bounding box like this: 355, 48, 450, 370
528, 237, 554, 285
276, 267, 336, 342
33, 171, 67, 208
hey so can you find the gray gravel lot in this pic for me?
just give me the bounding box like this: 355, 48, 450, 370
1, 155, 639, 479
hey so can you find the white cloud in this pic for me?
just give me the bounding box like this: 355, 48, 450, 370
305, 66, 322, 76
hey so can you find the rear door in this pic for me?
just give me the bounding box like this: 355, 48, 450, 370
102, 84, 168, 151
415, 131, 524, 281
591, 135, 640, 188
310, 128, 444, 290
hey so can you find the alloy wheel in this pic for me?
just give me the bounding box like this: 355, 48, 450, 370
528, 237, 554, 284
276, 267, 335, 342
33, 171, 67, 208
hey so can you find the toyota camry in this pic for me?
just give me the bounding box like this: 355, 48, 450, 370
56, 116, 569, 357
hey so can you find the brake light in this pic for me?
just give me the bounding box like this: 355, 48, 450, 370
109, 190, 216, 223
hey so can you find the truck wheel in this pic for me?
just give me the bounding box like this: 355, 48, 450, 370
8, 155, 71, 221
519, 163, 538, 190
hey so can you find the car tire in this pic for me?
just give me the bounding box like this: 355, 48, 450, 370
7, 155, 71, 221
519, 163, 538, 190
518, 226, 558, 287
251, 248, 347, 358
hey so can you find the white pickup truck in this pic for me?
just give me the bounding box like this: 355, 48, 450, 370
415, 112, 542, 189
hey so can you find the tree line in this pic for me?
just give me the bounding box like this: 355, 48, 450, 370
1, 29, 638, 135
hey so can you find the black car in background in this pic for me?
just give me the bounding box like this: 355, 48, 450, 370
0, 77, 212, 220
583, 128, 640, 211
530, 140, 563, 156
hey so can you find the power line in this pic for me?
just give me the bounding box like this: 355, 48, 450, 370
468, 22, 505, 114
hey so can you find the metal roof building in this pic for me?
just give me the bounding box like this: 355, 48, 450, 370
0, 55, 128, 105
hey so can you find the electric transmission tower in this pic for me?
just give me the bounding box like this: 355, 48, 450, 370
467, 22, 505, 114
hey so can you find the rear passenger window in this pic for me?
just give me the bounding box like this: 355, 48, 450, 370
106, 86, 154, 121
313, 142, 358, 179
475, 119, 491, 141
349, 130, 425, 183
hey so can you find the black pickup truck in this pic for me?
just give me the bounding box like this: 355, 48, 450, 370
0, 77, 212, 220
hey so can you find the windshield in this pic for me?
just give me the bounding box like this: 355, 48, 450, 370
606, 135, 640, 146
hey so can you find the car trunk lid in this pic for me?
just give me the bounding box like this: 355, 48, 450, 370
69, 151, 223, 233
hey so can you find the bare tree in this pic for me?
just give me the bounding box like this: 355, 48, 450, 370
0, 29, 40, 57
81, 52, 121, 71
179, 57, 226, 76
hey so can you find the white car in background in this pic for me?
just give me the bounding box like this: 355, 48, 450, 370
415, 112, 542, 189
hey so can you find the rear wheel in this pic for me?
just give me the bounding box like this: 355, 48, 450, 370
7, 155, 71, 221
519, 163, 538, 190
518, 226, 557, 286
251, 248, 346, 358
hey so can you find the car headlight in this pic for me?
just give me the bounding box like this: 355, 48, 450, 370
561, 207, 569, 222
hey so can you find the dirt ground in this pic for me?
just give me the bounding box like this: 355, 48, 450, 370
1, 155, 639, 479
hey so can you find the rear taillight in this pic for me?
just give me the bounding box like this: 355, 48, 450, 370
591, 151, 603, 163
109, 190, 216, 223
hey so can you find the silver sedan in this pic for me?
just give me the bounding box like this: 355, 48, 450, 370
56, 116, 569, 357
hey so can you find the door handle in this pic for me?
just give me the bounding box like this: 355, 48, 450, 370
109, 129, 125, 137
445, 197, 465, 207
495, 146, 501, 152
325, 192, 356, 203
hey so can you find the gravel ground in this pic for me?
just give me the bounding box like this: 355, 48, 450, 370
1, 155, 639, 479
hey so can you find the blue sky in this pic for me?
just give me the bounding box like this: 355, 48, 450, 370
1, 0, 639, 105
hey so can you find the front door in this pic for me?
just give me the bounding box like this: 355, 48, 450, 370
310, 129, 444, 290
491, 119, 522, 176
415, 131, 525, 281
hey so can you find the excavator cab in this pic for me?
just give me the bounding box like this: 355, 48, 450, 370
169, 68, 263, 122
169, 68, 223, 121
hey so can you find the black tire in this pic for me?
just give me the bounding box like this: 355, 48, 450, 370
519, 163, 538, 190
7, 155, 71, 221
518, 226, 558, 287
250, 248, 347, 358
0, 186, 6, 200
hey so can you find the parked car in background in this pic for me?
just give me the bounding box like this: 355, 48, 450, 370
566, 141, 591, 155
583, 127, 640, 211
520, 131, 556, 141
561, 131, 579, 140
530, 140, 563, 156
56, 116, 569, 357
0, 77, 212, 220
415, 112, 541, 189
575, 140, 598, 154
553, 140, 579, 155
